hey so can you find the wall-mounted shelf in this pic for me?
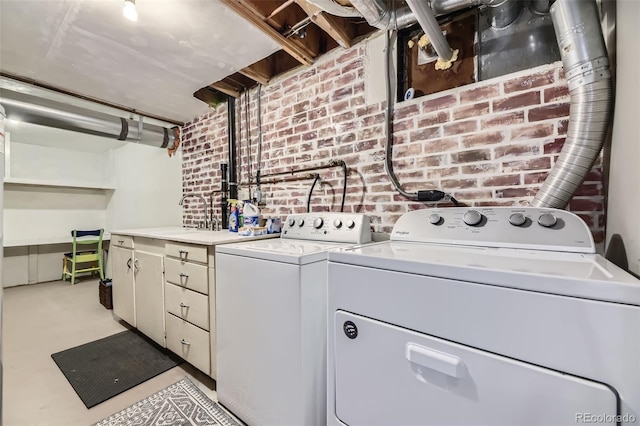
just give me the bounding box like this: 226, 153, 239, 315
4, 177, 115, 191
4, 233, 112, 248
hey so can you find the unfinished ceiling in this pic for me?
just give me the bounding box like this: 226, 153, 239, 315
201, 0, 374, 101
0, 0, 282, 123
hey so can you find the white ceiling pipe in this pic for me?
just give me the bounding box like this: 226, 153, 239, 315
405, 0, 454, 61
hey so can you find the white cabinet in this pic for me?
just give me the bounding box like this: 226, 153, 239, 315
165, 283, 209, 330
164, 241, 212, 376
133, 251, 165, 347
166, 311, 211, 374
111, 243, 135, 327
110, 235, 215, 378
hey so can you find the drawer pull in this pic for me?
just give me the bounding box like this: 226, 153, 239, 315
118, 239, 125, 245
179, 250, 189, 261
179, 272, 189, 285
405, 343, 464, 378
179, 302, 189, 308
181, 339, 191, 346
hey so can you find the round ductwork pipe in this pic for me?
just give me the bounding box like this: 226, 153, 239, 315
531, 0, 613, 209
486, 0, 523, 28
530, 0, 551, 15
0, 92, 178, 149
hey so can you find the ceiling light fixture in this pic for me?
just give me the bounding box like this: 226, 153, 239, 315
123, 0, 137, 22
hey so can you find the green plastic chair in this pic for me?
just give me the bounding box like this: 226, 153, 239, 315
62, 229, 104, 285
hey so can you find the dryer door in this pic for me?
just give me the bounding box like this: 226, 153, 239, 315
334, 311, 618, 426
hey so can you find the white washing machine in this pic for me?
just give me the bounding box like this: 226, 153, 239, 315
327, 207, 640, 426
216, 212, 372, 426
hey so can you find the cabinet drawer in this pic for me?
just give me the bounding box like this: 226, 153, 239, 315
165, 257, 208, 295
166, 313, 210, 375
111, 235, 134, 249
165, 242, 208, 264
165, 282, 209, 331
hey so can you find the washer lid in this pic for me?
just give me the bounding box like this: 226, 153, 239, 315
328, 241, 640, 306
216, 238, 350, 265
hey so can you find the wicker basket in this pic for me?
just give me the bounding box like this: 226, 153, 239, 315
99, 280, 113, 310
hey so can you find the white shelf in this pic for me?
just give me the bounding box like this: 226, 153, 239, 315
3, 177, 115, 190
4, 233, 112, 248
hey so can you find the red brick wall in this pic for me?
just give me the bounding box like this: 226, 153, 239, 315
181, 40, 604, 242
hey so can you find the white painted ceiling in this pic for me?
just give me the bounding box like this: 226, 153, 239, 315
0, 0, 282, 123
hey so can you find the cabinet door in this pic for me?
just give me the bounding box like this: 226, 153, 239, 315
111, 246, 135, 326
134, 251, 165, 347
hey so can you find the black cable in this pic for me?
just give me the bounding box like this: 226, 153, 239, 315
416, 190, 462, 206
383, 30, 464, 208
383, 30, 415, 200
256, 84, 263, 189
245, 90, 252, 198
340, 160, 347, 212
307, 174, 320, 213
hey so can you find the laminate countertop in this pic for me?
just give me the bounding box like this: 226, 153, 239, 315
109, 227, 279, 246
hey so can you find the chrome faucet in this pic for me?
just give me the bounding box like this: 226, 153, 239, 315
179, 194, 209, 229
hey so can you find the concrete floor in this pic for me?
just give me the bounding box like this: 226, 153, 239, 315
2, 278, 218, 425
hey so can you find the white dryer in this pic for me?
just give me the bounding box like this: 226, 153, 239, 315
216, 212, 372, 426
327, 207, 640, 426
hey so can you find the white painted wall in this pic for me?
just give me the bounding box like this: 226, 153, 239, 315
3, 186, 108, 242
364, 32, 390, 106
9, 142, 110, 185
606, 0, 640, 275
105, 142, 182, 231
3, 141, 110, 243
3, 138, 182, 287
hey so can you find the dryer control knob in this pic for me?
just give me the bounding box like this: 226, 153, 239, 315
509, 213, 526, 226
288, 218, 296, 227
463, 210, 483, 226
346, 219, 356, 229
334, 219, 343, 229
538, 213, 557, 228
428, 214, 442, 225
297, 218, 305, 227
313, 217, 324, 229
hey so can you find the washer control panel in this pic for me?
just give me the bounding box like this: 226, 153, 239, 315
391, 207, 595, 253
282, 213, 372, 244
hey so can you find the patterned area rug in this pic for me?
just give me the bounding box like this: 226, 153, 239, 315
93, 377, 242, 426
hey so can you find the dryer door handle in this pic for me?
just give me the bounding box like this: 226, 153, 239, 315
405, 343, 464, 378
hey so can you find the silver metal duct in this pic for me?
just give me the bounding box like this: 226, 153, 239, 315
531, 0, 613, 209
349, 0, 416, 30
350, 0, 460, 61
350, 0, 483, 29
0, 93, 177, 149
431, 0, 482, 16
486, 0, 523, 29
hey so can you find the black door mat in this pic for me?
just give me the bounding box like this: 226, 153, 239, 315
52, 329, 182, 408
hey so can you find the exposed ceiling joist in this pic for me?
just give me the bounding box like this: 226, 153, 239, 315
239, 61, 273, 85
267, 0, 296, 19
193, 0, 375, 109
295, 0, 353, 48
221, 0, 315, 66
210, 81, 242, 98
